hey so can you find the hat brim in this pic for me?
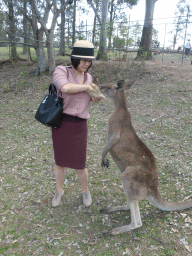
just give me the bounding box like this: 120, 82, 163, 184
70, 55, 96, 60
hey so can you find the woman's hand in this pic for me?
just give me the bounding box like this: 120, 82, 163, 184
87, 82, 105, 100
91, 96, 101, 103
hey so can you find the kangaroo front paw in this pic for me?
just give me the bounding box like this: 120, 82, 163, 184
100, 208, 108, 214
102, 227, 123, 236
102, 230, 113, 237
102, 228, 122, 236
101, 159, 110, 168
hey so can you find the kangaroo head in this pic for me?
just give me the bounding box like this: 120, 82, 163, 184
100, 80, 134, 98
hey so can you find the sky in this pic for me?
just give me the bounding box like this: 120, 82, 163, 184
128, 0, 192, 47
78, 0, 192, 49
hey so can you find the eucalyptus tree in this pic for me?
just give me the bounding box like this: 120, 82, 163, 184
0, 2, 8, 47
87, 0, 109, 60
136, 0, 158, 60
28, 0, 73, 75
108, 0, 139, 49
22, 0, 28, 54
91, 0, 100, 45
3, 0, 19, 61
130, 21, 142, 47
96, 0, 109, 60
88, 0, 139, 60
171, 0, 191, 50
73, 0, 78, 45
58, 0, 67, 56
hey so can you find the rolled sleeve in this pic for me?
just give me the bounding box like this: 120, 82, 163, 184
53, 66, 68, 90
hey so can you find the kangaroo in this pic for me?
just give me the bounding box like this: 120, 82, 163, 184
100, 80, 192, 236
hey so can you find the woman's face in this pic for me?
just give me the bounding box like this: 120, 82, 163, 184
77, 59, 92, 72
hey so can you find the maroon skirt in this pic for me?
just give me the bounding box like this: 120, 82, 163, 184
52, 114, 88, 169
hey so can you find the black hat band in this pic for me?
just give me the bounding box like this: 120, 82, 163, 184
71, 47, 94, 57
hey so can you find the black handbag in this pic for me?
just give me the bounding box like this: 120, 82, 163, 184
35, 83, 63, 128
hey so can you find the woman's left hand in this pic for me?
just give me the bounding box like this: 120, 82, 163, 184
91, 96, 101, 103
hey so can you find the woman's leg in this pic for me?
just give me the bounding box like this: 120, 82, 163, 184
76, 168, 92, 207
54, 165, 65, 193
76, 168, 88, 193
52, 165, 65, 207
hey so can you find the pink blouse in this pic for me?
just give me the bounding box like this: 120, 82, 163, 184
53, 65, 92, 119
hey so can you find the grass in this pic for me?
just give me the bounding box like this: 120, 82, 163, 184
0, 46, 188, 63
0, 47, 98, 62
0, 59, 192, 255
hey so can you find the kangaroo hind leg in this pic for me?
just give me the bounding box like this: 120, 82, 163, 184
100, 182, 130, 213
103, 200, 142, 236
100, 203, 130, 213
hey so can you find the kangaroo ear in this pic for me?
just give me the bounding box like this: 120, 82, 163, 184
124, 79, 134, 90
116, 80, 125, 90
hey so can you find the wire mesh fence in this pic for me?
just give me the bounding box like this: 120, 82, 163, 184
0, 15, 191, 63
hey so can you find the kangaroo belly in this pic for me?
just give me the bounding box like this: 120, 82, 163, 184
109, 138, 156, 173
109, 145, 135, 172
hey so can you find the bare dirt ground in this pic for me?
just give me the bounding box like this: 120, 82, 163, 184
0, 57, 192, 255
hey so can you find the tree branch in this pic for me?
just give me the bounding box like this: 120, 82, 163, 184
87, 0, 101, 24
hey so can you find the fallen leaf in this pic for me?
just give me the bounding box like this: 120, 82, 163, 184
180, 213, 187, 218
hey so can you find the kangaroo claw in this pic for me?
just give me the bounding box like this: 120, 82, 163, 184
102, 230, 112, 237
101, 159, 110, 168
100, 208, 108, 213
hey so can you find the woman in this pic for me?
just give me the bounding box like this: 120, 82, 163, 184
185, 39, 191, 58
51, 40, 100, 208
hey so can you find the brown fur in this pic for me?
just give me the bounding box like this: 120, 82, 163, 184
100, 80, 192, 236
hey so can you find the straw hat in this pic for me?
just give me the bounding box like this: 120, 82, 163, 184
71, 40, 95, 60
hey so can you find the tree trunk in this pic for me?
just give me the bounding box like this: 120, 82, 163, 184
35, 29, 48, 75
92, 14, 96, 45
29, 0, 48, 74
136, 0, 157, 60
29, 0, 72, 75
72, 0, 77, 46
108, 0, 114, 49
91, 0, 99, 45
47, 31, 56, 74
96, 0, 109, 60
23, 0, 28, 55
58, 0, 66, 56
8, 0, 18, 61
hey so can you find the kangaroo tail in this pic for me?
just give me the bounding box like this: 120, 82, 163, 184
147, 192, 192, 211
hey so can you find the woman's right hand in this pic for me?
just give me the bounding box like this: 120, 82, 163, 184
87, 84, 94, 93
87, 82, 105, 99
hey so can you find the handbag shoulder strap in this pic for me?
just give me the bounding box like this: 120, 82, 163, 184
49, 83, 63, 98
66, 67, 69, 77
49, 83, 57, 95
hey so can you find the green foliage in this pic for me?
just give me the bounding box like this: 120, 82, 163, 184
117, 0, 139, 7
2, 84, 10, 92
113, 36, 125, 49
0, 245, 10, 253
141, 51, 148, 59
170, 0, 192, 49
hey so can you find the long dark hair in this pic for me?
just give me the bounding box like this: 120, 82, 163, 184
71, 58, 92, 71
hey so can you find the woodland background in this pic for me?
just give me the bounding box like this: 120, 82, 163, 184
0, 0, 191, 74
